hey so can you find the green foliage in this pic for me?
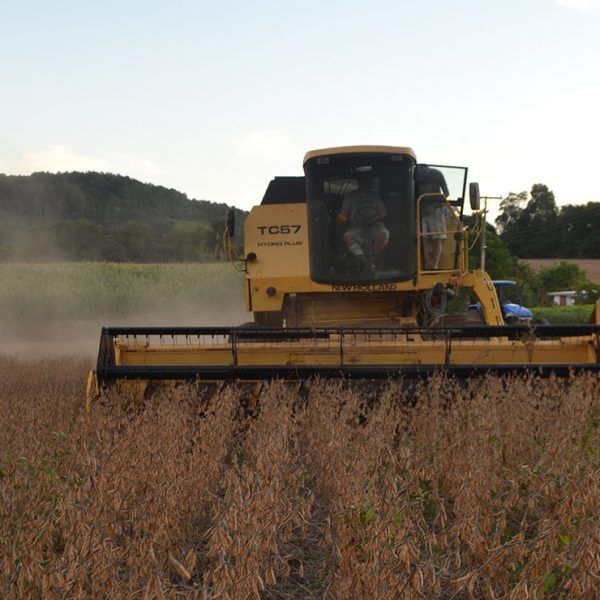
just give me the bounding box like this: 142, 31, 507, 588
0, 262, 245, 330
576, 281, 600, 304
528, 184, 558, 221
536, 261, 587, 292
531, 305, 594, 324
510, 261, 542, 306
465, 216, 546, 305
530, 261, 600, 305
468, 221, 515, 279
495, 191, 528, 233
557, 204, 600, 257
499, 260, 600, 309
359, 506, 376, 525
496, 184, 600, 259
0, 219, 224, 263
0, 172, 246, 262
391, 512, 404, 526
557, 533, 570, 548
541, 570, 558, 593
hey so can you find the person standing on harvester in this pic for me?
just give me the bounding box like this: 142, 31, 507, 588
416, 164, 449, 270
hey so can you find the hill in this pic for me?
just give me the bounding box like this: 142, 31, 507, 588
0, 172, 246, 262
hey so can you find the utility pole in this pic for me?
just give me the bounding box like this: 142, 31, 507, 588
479, 196, 502, 272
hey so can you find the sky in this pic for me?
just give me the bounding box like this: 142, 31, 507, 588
1, 0, 599, 218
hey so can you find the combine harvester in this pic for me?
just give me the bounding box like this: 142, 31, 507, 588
88, 145, 600, 398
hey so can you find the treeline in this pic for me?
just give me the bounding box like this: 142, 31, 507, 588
466, 183, 600, 305
0, 220, 219, 262
495, 184, 600, 258
469, 229, 600, 305
0, 172, 245, 262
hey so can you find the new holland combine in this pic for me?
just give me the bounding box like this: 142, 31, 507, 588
88, 145, 600, 398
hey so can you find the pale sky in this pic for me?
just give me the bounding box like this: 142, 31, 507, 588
1, 0, 599, 218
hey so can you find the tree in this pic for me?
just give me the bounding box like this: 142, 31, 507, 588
525, 184, 557, 223
557, 203, 600, 258
495, 191, 527, 234
468, 219, 515, 279
496, 185, 560, 258
0, 171, 248, 262
523, 184, 558, 257
536, 261, 586, 293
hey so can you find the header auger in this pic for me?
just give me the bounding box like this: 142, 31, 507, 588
88, 145, 600, 400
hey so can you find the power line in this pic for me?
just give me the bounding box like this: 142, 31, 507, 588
495, 208, 600, 241
495, 200, 600, 231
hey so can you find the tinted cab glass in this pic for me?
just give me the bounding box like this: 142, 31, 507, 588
304, 152, 416, 284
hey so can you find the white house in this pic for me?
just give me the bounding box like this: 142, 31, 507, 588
547, 291, 577, 307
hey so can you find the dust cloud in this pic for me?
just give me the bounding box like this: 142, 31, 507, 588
0, 225, 69, 263
0, 304, 249, 359
0, 263, 248, 359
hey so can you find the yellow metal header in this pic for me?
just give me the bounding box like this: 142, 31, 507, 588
303, 145, 417, 165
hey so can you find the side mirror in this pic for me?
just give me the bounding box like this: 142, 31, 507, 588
469, 182, 481, 211
225, 208, 235, 237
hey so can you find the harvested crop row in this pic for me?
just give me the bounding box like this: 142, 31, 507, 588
203, 383, 312, 598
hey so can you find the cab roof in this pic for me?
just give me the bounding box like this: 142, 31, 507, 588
303, 145, 417, 165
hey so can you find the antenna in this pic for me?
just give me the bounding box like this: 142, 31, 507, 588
479, 195, 502, 271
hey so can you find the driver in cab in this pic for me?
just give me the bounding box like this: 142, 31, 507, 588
336, 174, 389, 276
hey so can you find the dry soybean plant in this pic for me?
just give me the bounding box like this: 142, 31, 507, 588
1, 356, 599, 599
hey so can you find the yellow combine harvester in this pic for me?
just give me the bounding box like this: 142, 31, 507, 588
89, 145, 600, 396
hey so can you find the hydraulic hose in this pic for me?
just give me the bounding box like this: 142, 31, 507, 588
425, 284, 447, 320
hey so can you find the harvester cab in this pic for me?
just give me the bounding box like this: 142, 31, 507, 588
88, 145, 600, 400
245, 146, 497, 328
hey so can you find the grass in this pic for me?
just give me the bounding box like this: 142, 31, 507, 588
0, 262, 245, 335
1, 359, 599, 598
532, 304, 595, 324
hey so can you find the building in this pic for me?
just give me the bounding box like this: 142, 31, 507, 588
547, 291, 577, 307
